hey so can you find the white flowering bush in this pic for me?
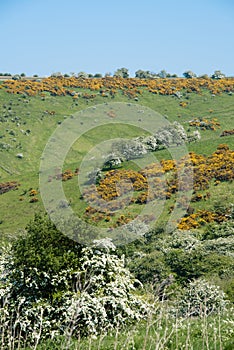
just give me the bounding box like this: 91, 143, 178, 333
0, 245, 61, 348
61, 245, 149, 337
0, 234, 149, 348
162, 230, 201, 252
135, 135, 159, 151
113, 139, 147, 160
154, 122, 187, 147
112, 122, 188, 162
176, 279, 228, 317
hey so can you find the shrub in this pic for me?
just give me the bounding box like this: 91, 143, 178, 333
29, 196, 39, 203
177, 279, 228, 317
211, 70, 225, 79
128, 250, 170, 285
0, 181, 20, 195
12, 74, 21, 80
183, 71, 197, 78
154, 122, 187, 146
114, 67, 129, 78
112, 139, 147, 160
201, 220, 234, 240
61, 245, 149, 337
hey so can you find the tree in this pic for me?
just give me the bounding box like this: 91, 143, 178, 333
158, 70, 168, 78
12, 74, 21, 80
211, 70, 225, 79
135, 70, 157, 79
183, 71, 196, 78
135, 69, 150, 78
114, 67, 129, 78
94, 73, 102, 78
50, 72, 63, 78
11, 214, 83, 300
105, 72, 112, 77
77, 71, 88, 79
62, 243, 149, 336
87, 167, 102, 184
154, 122, 187, 147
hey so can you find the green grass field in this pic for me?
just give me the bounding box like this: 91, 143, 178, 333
0, 84, 234, 236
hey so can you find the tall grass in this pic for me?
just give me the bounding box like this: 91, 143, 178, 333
1, 298, 233, 349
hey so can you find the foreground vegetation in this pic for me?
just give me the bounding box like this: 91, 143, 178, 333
1, 215, 234, 349
31, 313, 234, 350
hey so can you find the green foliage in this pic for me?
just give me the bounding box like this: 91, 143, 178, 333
125, 228, 234, 296
165, 248, 205, 282
183, 70, 197, 78
114, 67, 129, 78
158, 69, 168, 78
112, 138, 147, 160
11, 214, 82, 300
135, 69, 156, 78
128, 250, 170, 284
12, 214, 82, 274
12, 74, 21, 80
211, 70, 226, 79
201, 219, 234, 240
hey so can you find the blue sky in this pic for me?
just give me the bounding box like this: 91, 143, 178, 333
0, 0, 233, 77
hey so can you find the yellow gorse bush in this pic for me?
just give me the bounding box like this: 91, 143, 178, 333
2, 77, 234, 97
78, 145, 234, 228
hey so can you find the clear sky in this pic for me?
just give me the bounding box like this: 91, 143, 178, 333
0, 0, 233, 77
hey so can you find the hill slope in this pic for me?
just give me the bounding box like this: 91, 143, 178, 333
0, 77, 234, 235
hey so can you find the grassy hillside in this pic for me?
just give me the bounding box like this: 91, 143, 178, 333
0, 77, 234, 233
0, 78, 234, 235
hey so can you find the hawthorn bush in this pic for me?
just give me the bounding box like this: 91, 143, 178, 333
176, 279, 228, 317
0, 216, 150, 348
